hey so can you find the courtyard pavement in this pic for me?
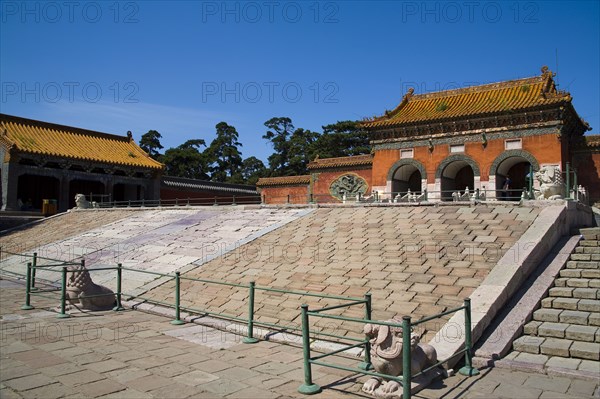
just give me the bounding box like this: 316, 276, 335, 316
1, 277, 598, 399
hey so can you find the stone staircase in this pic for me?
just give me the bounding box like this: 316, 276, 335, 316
510, 228, 600, 373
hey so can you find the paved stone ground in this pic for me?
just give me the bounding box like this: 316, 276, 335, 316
145, 205, 540, 341
2, 278, 598, 399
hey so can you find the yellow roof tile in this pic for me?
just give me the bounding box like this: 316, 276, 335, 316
256, 175, 311, 187
1, 114, 163, 170
307, 154, 373, 170
362, 66, 571, 129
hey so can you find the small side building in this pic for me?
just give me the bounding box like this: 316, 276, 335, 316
0, 114, 164, 213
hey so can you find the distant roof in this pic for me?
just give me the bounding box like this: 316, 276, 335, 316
162, 176, 258, 195
256, 175, 311, 187
361, 66, 578, 130
307, 154, 373, 170
0, 114, 164, 170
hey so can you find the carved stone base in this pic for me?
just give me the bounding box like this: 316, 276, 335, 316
368, 368, 445, 399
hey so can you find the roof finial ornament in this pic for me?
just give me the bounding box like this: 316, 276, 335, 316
541, 65, 554, 79
127, 130, 133, 140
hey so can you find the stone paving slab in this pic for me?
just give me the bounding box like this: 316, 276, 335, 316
3, 277, 599, 399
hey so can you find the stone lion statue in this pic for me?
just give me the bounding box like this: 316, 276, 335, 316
362, 319, 441, 398
74, 194, 92, 209
65, 264, 116, 311
534, 166, 564, 200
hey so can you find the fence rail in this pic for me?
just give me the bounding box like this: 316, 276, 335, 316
297, 299, 479, 398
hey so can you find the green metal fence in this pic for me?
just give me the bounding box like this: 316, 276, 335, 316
4, 251, 478, 398
297, 299, 479, 398
4, 251, 368, 345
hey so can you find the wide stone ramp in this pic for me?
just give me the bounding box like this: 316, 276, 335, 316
144, 204, 541, 341
0, 209, 139, 255
0, 207, 312, 295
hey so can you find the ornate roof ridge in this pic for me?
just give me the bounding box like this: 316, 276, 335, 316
256, 175, 311, 187
307, 154, 373, 170
363, 66, 569, 125
0, 113, 133, 142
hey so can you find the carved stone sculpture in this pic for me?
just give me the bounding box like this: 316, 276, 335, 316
75, 193, 92, 209
362, 319, 442, 398
534, 166, 564, 200
65, 264, 116, 310
329, 174, 368, 201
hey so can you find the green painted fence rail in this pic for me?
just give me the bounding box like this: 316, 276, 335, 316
297, 299, 480, 398
6, 254, 367, 345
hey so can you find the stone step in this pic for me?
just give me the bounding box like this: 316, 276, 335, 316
579, 240, 600, 247
576, 228, 600, 241
532, 308, 600, 326
541, 297, 600, 312
566, 260, 599, 269
548, 287, 600, 299
523, 321, 600, 342
559, 268, 600, 279
554, 277, 600, 289
570, 253, 600, 262
504, 351, 600, 374
512, 336, 600, 360
575, 246, 600, 254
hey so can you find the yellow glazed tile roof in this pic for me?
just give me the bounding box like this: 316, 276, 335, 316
256, 175, 311, 187
307, 154, 373, 170
0, 114, 163, 170
362, 66, 571, 129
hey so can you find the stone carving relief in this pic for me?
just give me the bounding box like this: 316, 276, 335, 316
329, 174, 368, 201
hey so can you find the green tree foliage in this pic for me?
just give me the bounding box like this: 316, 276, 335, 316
139, 130, 164, 159
313, 121, 370, 158
161, 139, 209, 179
241, 156, 267, 185
262, 117, 319, 176
206, 122, 244, 183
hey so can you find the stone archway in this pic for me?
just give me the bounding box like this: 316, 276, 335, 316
436, 155, 480, 201
387, 159, 427, 196
490, 150, 539, 201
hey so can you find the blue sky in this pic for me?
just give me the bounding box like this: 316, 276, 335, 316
1, 1, 599, 163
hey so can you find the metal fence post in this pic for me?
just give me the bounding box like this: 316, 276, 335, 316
298, 304, 321, 395
21, 262, 34, 310
243, 281, 259, 344
402, 316, 412, 399
359, 293, 372, 370
459, 298, 479, 376
57, 267, 70, 318
565, 162, 571, 199
31, 252, 38, 290
528, 165, 534, 198
113, 263, 124, 311
171, 272, 185, 325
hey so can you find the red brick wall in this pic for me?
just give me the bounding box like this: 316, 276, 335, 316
258, 185, 309, 204
573, 150, 600, 206
372, 133, 564, 185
